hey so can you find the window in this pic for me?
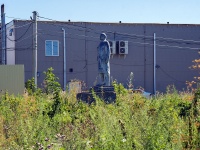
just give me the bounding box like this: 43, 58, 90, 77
9, 29, 14, 36
45, 40, 59, 56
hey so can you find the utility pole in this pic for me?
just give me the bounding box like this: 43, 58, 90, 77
1, 4, 6, 65
32, 11, 37, 87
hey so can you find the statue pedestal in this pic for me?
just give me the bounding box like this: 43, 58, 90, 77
76, 86, 116, 104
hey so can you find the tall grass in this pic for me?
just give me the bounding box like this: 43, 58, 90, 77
0, 85, 199, 149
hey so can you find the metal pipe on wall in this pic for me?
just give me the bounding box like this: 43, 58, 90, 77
33, 11, 38, 87
153, 33, 156, 94
62, 28, 66, 90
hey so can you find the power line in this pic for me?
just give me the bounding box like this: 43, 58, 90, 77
5, 15, 28, 21
6, 22, 33, 30
0, 45, 32, 51
7, 22, 33, 42
37, 22, 200, 50
7, 15, 200, 46
157, 36, 200, 44
37, 15, 200, 44
37, 17, 155, 40
156, 43, 199, 50
111, 63, 152, 67
37, 28, 199, 50
159, 67, 186, 83
38, 31, 99, 43
7, 34, 34, 43
6, 15, 198, 52
37, 29, 200, 51
7, 16, 198, 55
68, 22, 200, 45
37, 16, 56, 21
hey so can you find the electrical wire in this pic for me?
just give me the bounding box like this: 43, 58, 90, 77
69, 22, 200, 45
5, 15, 28, 21
7, 15, 200, 47
5, 15, 200, 52
6, 22, 33, 42
38, 29, 200, 51
6, 22, 33, 30
159, 67, 186, 83
37, 16, 56, 21
37, 28, 199, 51
38, 21, 200, 50
111, 63, 152, 67
157, 35, 200, 44
0, 45, 32, 51
156, 43, 199, 50
37, 32, 99, 43
7, 34, 34, 44
37, 15, 200, 44
38, 17, 153, 40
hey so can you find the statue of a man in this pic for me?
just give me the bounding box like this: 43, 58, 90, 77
97, 33, 111, 86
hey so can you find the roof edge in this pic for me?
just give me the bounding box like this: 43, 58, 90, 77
11, 19, 200, 26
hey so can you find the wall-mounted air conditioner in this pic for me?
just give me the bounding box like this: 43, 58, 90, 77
118, 41, 128, 54
109, 41, 116, 54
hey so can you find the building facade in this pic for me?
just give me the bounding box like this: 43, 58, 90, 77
3, 20, 200, 93
0, 24, 2, 62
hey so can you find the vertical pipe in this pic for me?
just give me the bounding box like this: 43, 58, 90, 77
1, 4, 6, 65
84, 23, 88, 86
62, 28, 66, 90
143, 26, 146, 89
33, 11, 37, 87
153, 33, 156, 94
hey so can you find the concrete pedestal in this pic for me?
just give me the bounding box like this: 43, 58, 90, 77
76, 86, 116, 104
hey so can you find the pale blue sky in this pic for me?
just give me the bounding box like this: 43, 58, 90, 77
1, 0, 200, 24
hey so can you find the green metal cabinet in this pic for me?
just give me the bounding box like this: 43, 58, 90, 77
0, 65, 24, 95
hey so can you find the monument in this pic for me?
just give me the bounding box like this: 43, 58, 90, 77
77, 33, 116, 104
97, 33, 110, 86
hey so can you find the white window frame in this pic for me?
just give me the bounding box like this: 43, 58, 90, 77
45, 40, 59, 56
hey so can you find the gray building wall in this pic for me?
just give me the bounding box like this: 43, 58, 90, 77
12, 20, 33, 84
10, 20, 200, 93
0, 25, 1, 64
6, 21, 15, 65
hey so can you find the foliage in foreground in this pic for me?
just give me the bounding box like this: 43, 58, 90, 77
0, 84, 200, 150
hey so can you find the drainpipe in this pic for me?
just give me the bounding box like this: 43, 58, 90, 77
62, 28, 66, 90
153, 33, 156, 94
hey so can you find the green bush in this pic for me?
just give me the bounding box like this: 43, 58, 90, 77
43, 67, 61, 94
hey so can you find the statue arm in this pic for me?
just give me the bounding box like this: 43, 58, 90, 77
97, 45, 99, 61
105, 42, 110, 63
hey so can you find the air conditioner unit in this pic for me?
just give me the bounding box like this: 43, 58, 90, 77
118, 41, 128, 54
109, 41, 116, 54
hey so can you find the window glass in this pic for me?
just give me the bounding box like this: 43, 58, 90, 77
45, 40, 59, 56
53, 41, 59, 56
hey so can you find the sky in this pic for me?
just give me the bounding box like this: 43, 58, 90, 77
1, 0, 200, 24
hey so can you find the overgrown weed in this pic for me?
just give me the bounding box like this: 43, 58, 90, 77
0, 70, 199, 149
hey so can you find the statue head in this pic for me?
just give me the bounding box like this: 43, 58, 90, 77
100, 33, 107, 41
